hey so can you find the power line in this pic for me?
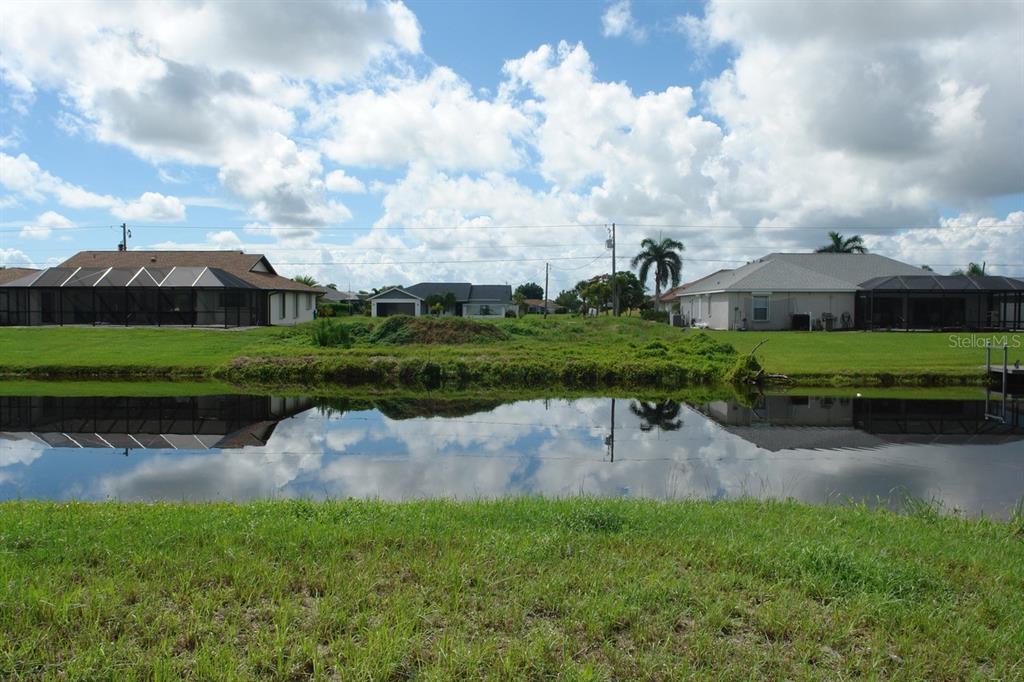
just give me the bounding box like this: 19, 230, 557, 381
260, 255, 607, 266
1, 221, 1022, 234
0, 224, 606, 235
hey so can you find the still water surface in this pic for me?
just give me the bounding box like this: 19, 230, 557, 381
1, 392, 1022, 517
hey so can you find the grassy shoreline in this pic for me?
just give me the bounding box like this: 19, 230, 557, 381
3, 498, 1022, 679
0, 317, 1009, 388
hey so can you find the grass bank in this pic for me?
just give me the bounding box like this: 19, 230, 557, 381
708, 329, 1008, 386
0, 317, 1008, 388
0, 317, 737, 389
2, 499, 1021, 679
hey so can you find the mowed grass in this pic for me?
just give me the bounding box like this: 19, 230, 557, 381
0, 317, 1011, 385
0, 317, 695, 369
2, 499, 1022, 680
0, 317, 736, 388
707, 329, 1009, 382
0, 326, 285, 371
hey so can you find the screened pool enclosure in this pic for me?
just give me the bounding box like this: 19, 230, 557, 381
0, 266, 270, 327
855, 274, 1024, 331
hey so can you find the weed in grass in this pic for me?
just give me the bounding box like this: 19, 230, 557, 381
896, 490, 945, 523
370, 315, 509, 345
1010, 497, 1024, 538
559, 506, 627, 533
309, 319, 352, 348
725, 353, 763, 385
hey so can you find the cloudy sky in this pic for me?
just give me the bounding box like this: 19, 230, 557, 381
1, 0, 1021, 290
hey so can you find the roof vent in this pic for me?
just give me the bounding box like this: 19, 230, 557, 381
150, 257, 157, 263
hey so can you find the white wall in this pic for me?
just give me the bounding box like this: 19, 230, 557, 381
269, 291, 315, 326
680, 291, 855, 330
739, 291, 855, 330
682, 292, 729, 328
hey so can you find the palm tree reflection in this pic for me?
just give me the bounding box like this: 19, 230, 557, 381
629, 400, 683, 432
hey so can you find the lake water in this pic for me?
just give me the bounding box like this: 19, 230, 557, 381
2, 392, 1022, 517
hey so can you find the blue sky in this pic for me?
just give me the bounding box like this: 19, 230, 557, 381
1, 0, 1021, 290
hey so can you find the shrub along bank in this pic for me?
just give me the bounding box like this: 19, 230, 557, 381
0, 316, 999, 388
0, 317, 740, 389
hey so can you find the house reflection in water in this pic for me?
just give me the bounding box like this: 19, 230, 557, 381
0, 395, 312, 451
695, 394, 1023, 451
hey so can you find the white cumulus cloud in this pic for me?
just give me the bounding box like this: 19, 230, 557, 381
112, 192, 186, 222
601, 0, 645, 41
324, 170, 367, 194
19, 210, 74, 240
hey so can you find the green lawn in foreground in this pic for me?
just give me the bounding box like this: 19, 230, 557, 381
2, 499, 1022, 680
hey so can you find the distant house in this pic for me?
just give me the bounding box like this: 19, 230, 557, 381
676, 252, 1024, 331
523, 298, 564, 314
315, 287, 362, 303
369, 282, 513, 318
315, 287, 365, 312
0, 251, 319, 327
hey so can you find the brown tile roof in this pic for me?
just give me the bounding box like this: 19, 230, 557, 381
0, 268, 38, 285
58, 251, 317, 292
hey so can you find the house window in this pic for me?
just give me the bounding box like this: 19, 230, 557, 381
293, 293, 299, 319
305, 293, 312, 311
752, 295, 769, 321
279, 294, 286, 318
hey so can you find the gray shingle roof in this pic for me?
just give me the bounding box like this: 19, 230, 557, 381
406, 282, 473, 300
375, 282, 512, 304
467, 285, 512, 303
683, 253, 931, 294
316, 287, 362, 302
765, 253, 929, 283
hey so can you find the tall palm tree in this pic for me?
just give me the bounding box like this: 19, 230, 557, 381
815, 231, 867, 254
631, 237, 685, 307
292, 275, 319, 287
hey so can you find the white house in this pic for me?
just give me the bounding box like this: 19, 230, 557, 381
0, 250, 319, 327
676, 253, 929, 330
369, 282, 513, 318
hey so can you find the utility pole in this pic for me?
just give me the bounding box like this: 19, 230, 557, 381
118, 223, 131, 251
543, 262, 550, 319
604, 398, 616, 462
610, 222, 619, 316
